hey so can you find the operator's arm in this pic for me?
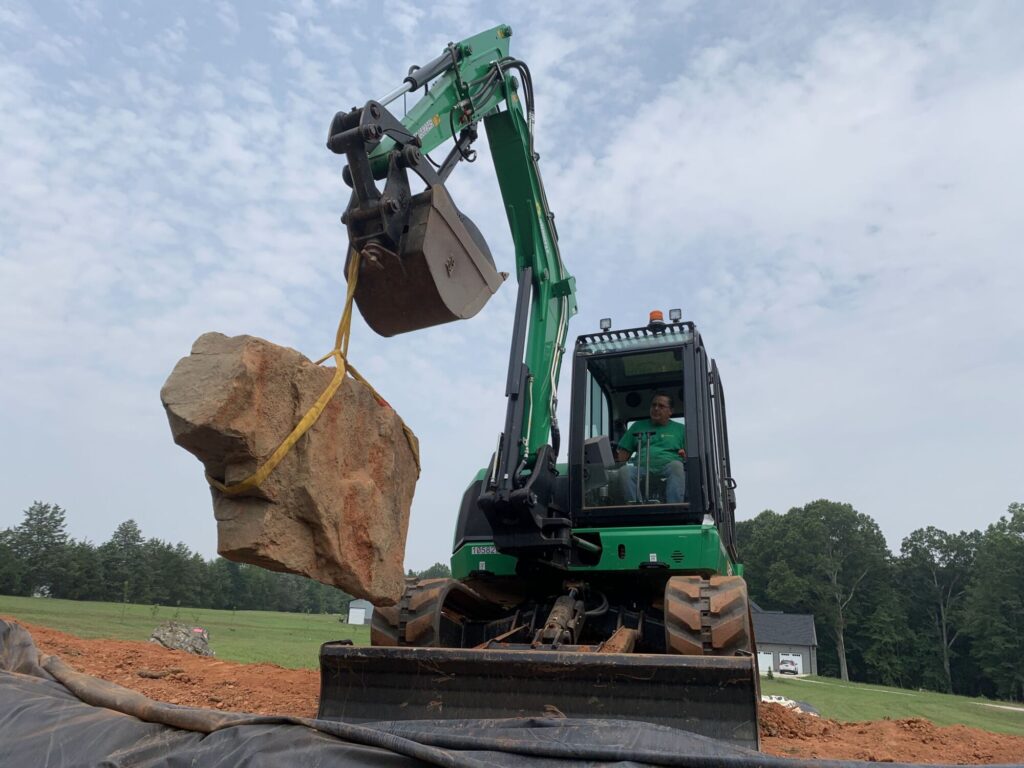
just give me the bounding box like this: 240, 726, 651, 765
615, 427, 638, 463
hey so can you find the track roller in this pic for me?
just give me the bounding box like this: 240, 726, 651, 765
371, 578, 501, 648
664, 575, 752, 656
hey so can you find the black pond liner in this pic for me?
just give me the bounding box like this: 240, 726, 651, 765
1, 619, 1019, 768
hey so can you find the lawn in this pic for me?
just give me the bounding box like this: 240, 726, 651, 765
0, 594, 368, 669
3, 595, 1023, 737
761, 674, 1024, 737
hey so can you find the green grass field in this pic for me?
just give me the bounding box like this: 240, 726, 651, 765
0, 595, 368, 668
3, 595, 1023, 736
761, 674, 1024, 736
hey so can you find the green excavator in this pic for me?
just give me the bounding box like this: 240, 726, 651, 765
318, 25, 760, 750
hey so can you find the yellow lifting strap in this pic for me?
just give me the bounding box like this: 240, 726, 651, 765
206, 251, 421, 496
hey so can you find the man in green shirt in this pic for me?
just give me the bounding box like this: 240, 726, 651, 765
615, 392, 687, 503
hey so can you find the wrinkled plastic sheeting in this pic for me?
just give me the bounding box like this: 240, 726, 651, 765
5, 619, 1012, 768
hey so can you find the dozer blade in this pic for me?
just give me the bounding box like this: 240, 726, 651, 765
350, 184, 506, 337
318, 645, 760, 750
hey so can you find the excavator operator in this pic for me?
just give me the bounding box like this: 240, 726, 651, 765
615, 393, 687, 503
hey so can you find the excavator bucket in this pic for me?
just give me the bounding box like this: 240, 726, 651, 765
318, 645, 760, 750
350, 184, 507, 337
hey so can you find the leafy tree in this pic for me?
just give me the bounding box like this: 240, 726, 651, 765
204, 558, 236, 609
416, 562, 452, 579
58, 540, 105, 601
169, 545, 208, 607
963, 503, 1024, 701
11, 502, 70, 595
736, 511, 785, 603
0, 528, 26, 595
142, 538, 192, 606
98, 520, 147, 602
899, 526, 980, 693
859, 591, 906, 687
223, 560, 251, 610
740, 500, 890, 682
303, 577, 327, 614
799, 501, 888, 682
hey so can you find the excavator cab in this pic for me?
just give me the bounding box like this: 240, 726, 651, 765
320, 315, 759, 749
569, 315, 737, 548
577, 337, 694, 511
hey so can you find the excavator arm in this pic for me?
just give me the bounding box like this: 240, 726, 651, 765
327, 25, 578, 566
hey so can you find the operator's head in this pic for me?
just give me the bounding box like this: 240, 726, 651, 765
650, 393, 673, 426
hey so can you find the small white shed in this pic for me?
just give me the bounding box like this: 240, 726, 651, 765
347, 599, 375, 625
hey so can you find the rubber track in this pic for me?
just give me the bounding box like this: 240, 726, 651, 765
664, 575, 751, 656
370, 578, 457, 647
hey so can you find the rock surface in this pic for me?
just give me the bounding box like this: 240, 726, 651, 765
149, 621, 214, 656
161, 333, 418, 605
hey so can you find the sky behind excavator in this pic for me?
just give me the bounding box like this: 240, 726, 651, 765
1, 1, 1022, 569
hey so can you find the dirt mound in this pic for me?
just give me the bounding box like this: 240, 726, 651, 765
10, 619, 318, 716
6, 618, 1023, 764
759, 702, 1024, 763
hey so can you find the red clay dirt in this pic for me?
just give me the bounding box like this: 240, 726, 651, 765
8, 619, 1024, 764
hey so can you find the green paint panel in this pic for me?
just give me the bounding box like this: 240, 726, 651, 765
452, 525, 736, 580
572, 525, 736, 575
484, 104, 576, 460
451, 543, 518, 578
367, 23, 577, 462
368, 26, 513, 175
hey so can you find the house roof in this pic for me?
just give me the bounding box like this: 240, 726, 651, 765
751, 607, 818, 647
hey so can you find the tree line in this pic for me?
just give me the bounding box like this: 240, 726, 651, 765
0, 502, 354, 614
0, 503, 452, 615
739, 499, 1024, 702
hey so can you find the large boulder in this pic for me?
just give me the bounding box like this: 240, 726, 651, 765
161, 333, 418, 605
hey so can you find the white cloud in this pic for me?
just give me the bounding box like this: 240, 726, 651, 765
68, 0, 102, 24
216, 1, 240, 41
1, 1, 1021, 568
0, 4, 30, 29
119, 17, 190, 70
268, 11, 299, 45
293, 0, 320, 18
383, 0, 425, 40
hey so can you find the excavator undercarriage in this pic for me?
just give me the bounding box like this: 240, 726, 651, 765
320, 576, 760, 749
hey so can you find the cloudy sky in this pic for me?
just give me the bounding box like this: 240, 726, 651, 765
2, 1, 1021, 571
